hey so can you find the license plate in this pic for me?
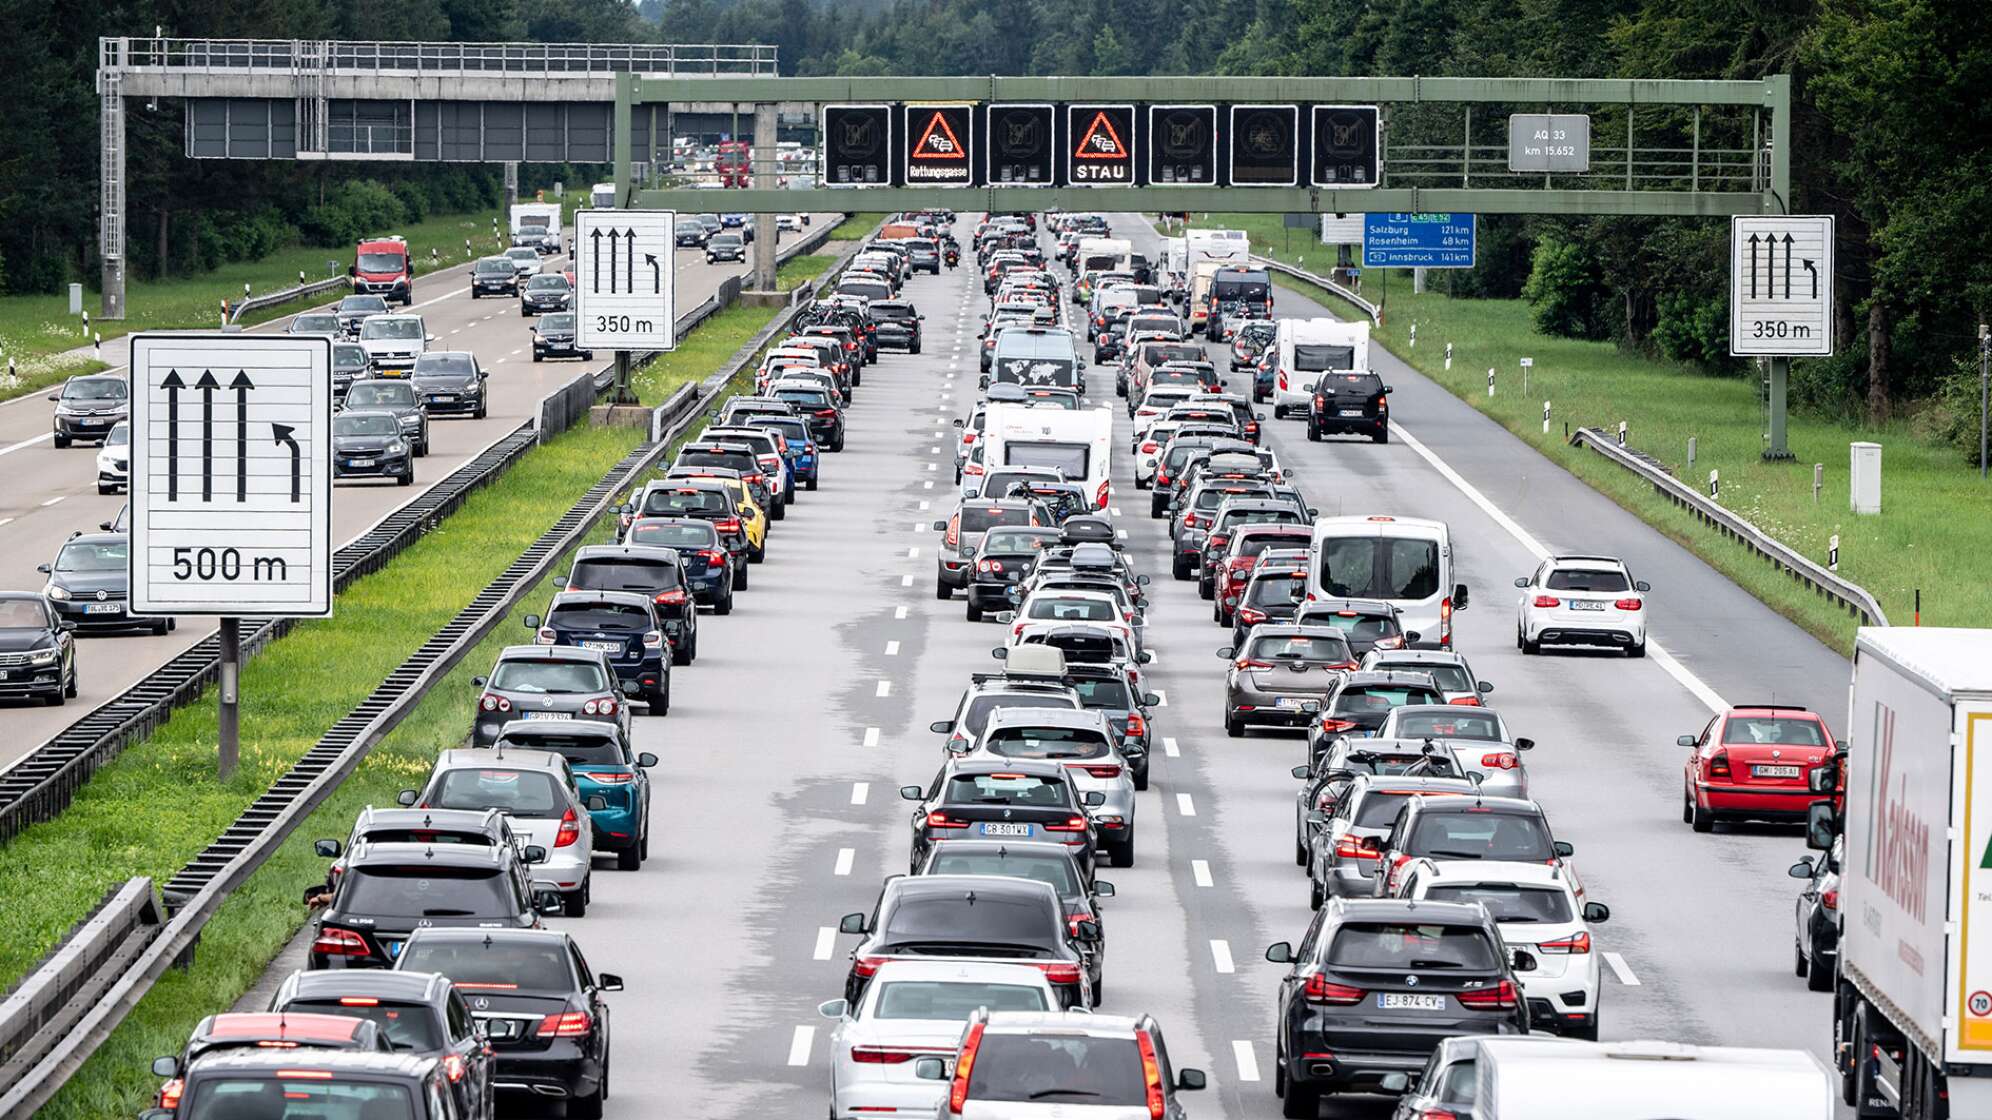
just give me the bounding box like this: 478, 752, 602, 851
525, 711, 572, 721
1275, 697, 1307, 710
428, 395, 454, 403
1339, 409, 1364, 417
980, 822, 1033, 837
86, 603, 121, 615
1754, 764, 1802, 778
581, 640, 622, 652
346, 458, 376, 468
1378, 992, 1444, 1011
475, 1017, 520, 1040
1568, 600, 1606, 611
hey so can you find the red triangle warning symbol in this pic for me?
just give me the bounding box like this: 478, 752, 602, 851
912, 111, 966, 160
1074, 111, 1126, 159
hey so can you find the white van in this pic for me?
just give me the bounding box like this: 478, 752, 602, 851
1387, 1035, 1834, 1120
981, 401, 1115, 512
1307, 514, 1467, 648
1271, 318, 1370, 417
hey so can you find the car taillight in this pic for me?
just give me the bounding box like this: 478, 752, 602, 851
816, 408, 839, 418
581, 696, 618, 715
1075, 764, 1122, 778
1096, 480, 1111, 509
1043, 815, 1089, 832
950, 1021, 985, 1114
851, 1046, 925, 1064
976, 558, 1004, 574
1372, 635, 1407, 650
1481, 752, 1520, 770
852, 955, 889, 978
591, 770, 635, 783
744, 473, 766, 486
1303, 974, 1365, 1004
479, 693, 511, 712
1709, 750, 1731, 778
1537, 932, 1591, 954
1278, 371, 1288, 390
1140, 441, 1158, 454
311, 927, 369, 957
715, 518, 742, 534
1449, 696, 1482, 706
1037, 961, 1083, 984
1237, 607, 1267, 625
946, 515, 960, 548
1136, 1029, 1166, 1120
535, 627, 556, 645
441, 1053, 467, 1082
642, 629, 665, 649
1313, 395, 1326, 407
555, 808, 581, 847
654, 588, 688, 606
535, 1010, 593, 1038
1124, 713, 1146, 738
158, 1078, 185, 1110
1209, 534, 1230, 550
1822, 888, 1838, 910
1318, 717, 1358, 734
1532, 595, 1561, 608
700, 549, 728, 565
1234, 658, 1274, 670
1183, 513, 1204, 530
1615, 597, 1644, 610
924, 810, 971, 830
1065, 911, 1095, 939
1456, 979, 1519, 1009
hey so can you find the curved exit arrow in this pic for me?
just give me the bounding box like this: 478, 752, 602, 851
272, 423, 301, 503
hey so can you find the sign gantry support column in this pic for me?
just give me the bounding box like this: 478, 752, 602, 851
753, 103, 779, 291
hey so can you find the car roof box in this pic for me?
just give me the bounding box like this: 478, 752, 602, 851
1004, 645, 1067, 679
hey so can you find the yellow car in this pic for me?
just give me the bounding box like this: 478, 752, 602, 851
692, 474, 767, 561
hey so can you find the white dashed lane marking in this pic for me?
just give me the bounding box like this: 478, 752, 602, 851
851, 782, 870, 805
813, 927, 837, 961
1192, 860, 1213, 887
834, 848, 855, 876
787, 1026, 814, 1066
1176, 793, 1196, 816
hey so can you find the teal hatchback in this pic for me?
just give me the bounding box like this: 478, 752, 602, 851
490, 719, 655, 870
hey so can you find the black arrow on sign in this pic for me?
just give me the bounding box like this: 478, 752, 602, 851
644, 252, 660, 294
1802, 258, 1819, 299
1781, 233, 1795, 299
590, 227, 603, 292
607, 228, 620, 294
272, 423, 301, 503
230, 371, 254, 502
195, 369, 220, 501
622, 229, 636, 294
1746, 233, 1761, 299
161, 370, 184, 501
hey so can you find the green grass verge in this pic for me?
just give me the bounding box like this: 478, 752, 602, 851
1199, 211, 1977, 650
827, 212, 890, 239
31, 303, 780, 1120
0, 206, 515, 404
777, 254, 836, 291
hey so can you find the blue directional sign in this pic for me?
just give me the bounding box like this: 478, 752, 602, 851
1362, 213, 1477, 269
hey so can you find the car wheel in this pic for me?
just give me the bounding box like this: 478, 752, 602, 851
1295, 829, 1308, 867
1108, 834, 1134, 868
617, 842, 642, 871
470, 290, 479, 299
640, 823, 650, 862
1807, 941, 1834, 992
570, 1078, 604, 1120
1628, 638, 1647, 658
650, 679, 671, 716
44, 688, 63, 707
97, 482, 113, 495
417, 439, 429, 458
805, 476, 819, 491
1225, 712, 1244, 738
1280, 1075, 1320, 1119
1213, 599, 1225, 624
65, 670, 77, 699
735, 564, 749, 591
1133, 475, 1148, 491
1150, 494, 1168, 519
1132, 766, 1148, 793
770, 500, 786, 522
1171, 554, 1193, 581
1687, 786, 1714, 833
564, 887, 589, 919
397, 470, 413, 486
153, 618, 171, 636
1565, 1016, 1601, 1041
910, 344, 921, 354
966, 602, 982, 622
1308, 875, 1323, 910
532, 352, 542, 362
474, 402, 486, 420
1198, 575, 1214, 601
1796, 939, 1810, 977
1271, 405, 1285, 420
936, 580, 952, 601
1521, 627, 1540, 656
672, 638, 692, 667
1307, 422, 1322, 442
1373, 425, 1390, 444
716, 588, 734, 616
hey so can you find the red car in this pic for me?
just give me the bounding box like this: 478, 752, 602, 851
1681, 705, 1838, 832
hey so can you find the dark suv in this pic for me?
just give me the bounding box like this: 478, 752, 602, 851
268, 969, 496, 1119
1265, 898, 1531, 1114
526, 591, 671, 712
471, 645, 627, 747
565, 544, 700, 665
0, 591, 76, 705
140, 1050, 466, 1120
870, 300, 924, 352
307, 841, 556, 970
1307, 371, 1392, 443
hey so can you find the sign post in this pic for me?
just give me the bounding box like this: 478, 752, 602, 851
129, 333, 334, 778
1731, 214, 1835, 460
575, 209, 678, 403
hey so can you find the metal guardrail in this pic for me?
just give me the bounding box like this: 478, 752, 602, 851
103, 37, 780, 77
227, 276, 348, 324
0, 879, 161, 1087
1249, 256, 1381, 324
1570, 426, 1890, 627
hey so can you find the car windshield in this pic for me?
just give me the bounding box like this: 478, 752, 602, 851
189, 1079, 415, 1119
334, 414, 400, 438
547, 603, 651, 632
1068, 677, 1134, 710
872, 980, 1048, 1019
1546, 568, 1630, 593
962, 505, 1037, 534
345, 383, 414, 407
642, 489, 727, 516
884, 894, 1056, 946
628, 522, 718, 549
0, 600, 48, 627
488, 660, 609, 694
1306, 613, 1405, 645
775, 389, 832, 409
943, 773, 1070, 807
106, 423, 129, 446
1425, 884, 1574, 924
1723, 717, 1829, 746
540, 313, 575, 331
1025, 597, 1115, 623
396, 938, 575, 992
430, 768, 567, 817
415, 354, 475, 377
357, 252, 405, 272
1319, 537, 1441, 601
1392, 711, 1502, 741
1237, 533, 1310, 558
966, 1035, 1146, 1105
747, 418, 810, 443
282, 999, 442, 1051
333, 345, 368, 368
339, 296, 387, 313
1246, 572, 1308, 608
63, 378, 127, 401
981, 528, 1061, 555
56, 540, 126, 572
293, 315, 339, 332
476, 260, 513, 274
527, 275, 569, 290
1374, 662, 1474, 693
499, 732, 624, 768
1247, 634, 1353, 662
713, 235, 742, 247
1334, 685, 1439, 714
337, 865, 513, 917
1326, 922, 1499, 970
983, 727, 1111, 761
1409, 811, 1555, 862
361, 319, 422, 340
569, 559, 681, 592
506, 250, 538, 262
1293, 343, 1357, 372
1319, 372, 1385, 397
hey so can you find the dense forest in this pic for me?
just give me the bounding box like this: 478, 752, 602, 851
5, 0, 1987, 437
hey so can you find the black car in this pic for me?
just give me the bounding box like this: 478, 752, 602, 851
1066, 662, 1156, 791
870, 300, 924, 352
335, 294, 391, 337
342, 379, 430, 457
307, 841, 554, 970
471, 256, 520, 298
965, 525, 1063, 623
1307, 670, 1445, 764
623, 481, 752, 588
770, 383, 845, 451
471, 645, 628, 747
1093, 317, 1127, 365
49, 374, 129, 448
394, 928, 620, 1117
1307, 371, 1392, 443
141, 1050, 465, 1120
899, 757, 1104, 877
1265, 898, 1531, 1112
532, 312, 590, 362
838, 874, 1096, 1009
1230, 562, 1310, 648
39, 532, 164, 635
268, 969, 496, 1120
674, 220, 709, 247
705, 232, 746, 263
410, 351, 488, 419
526, 590, 671, 712
332, 341, 371, 400
150, 1011, 392, 1113
565, 544, 700, 664
332, 410, 415, 485
0, 592, 76, 705
917, 839, 1116, 998
520, 273, 572, 316
624, 516, 736, 614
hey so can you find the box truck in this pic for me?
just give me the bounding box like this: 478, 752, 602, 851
509, 203, 563, 255
1817, 627, 1992, 1119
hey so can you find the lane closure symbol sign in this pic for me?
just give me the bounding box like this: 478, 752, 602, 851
574, 209, 678, 353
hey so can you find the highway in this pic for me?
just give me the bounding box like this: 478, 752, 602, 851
0, 220, 828, 769
250, 213, 1852, 1117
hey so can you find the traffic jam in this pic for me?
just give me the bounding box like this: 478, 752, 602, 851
125, 207, 1857, 1120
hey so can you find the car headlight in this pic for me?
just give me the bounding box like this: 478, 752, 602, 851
399, 415, 420, 428
45, 584, 70, 601
28, 647, 58, 666
387, 440, 408, 455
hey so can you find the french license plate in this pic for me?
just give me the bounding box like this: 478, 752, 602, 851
1568, 600, 1606, 611
980, 822, 1032, 837
346, 458, 376, 468
1754, 764, 1802, 778
525, 711, 571, 721
86, 603, 121, 615
1339, 409, 1364, 417
1379, 992, 1444, 1011
580, 640, 621, 652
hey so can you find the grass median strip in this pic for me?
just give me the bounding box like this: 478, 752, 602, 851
29, 299, 784, 1120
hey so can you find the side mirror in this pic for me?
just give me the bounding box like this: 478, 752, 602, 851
597, 972, 624, 992
347, 265, 357, 277
899, 784, 925, 801
1083, 791, 1107, 807
912, 1057, 949, 1082
1141, 693, 1161, 707
1135, 574, 1150, 586
1139, 651, 1154, 664
1094, 880, 1116, 898
1553, 841, 1575, 857
46, 393, 60, 402
35, 563, 50, 574
838, 912, 868, 935
523, 845, 547, 864
1515, 737, 1535, 752
1264, 940, 1295, 964
990, 647, 1008, 660
1404, 632, 1421, 645
1383, 385, 1395, 394
952, 417, 964, 426
524, 614, 542, 630
993, 611, 1016, 623
1292, 765, 1312, 779
533, 889, 566, 916
930, 720, 954, 734
1072, 919, 1101, 941
1130, 614, 1146, 627
1677, 734, 1699, 748
1511, 948, 1539, 972
313, 839, 342, 858
1513, 576, 1530, 588
585, 795, 609, 812
59, 621, 77, 632
818, 998, 849, 1019
637, 752, 658, 768
1452, 583, 1470, 610
931, 520, 947, 531
396, 789, 419, 807
1477, 681, 1493, 693
1378, 1073, 1410, 1093
472, 676, 488, 687
151, 1055, 181, 1078
1176, 1069, 1207, 1091
1306, 507, 1319, 518
1806, 802, 1837, 851
1583, 901, 1612, 923
1216, 646, 1236, 659
1635, 580, 1652, 592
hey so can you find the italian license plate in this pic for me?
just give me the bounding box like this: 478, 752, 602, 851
86, 603, 121, 615
1569, 600, 1606, 611
525, 711, 571, 721
1754, 764, 1802, 778
1379, 992, 1444, 1011
980, 822, 1032, 837
581, 640, 621, 652
347, 458, 376, 468
1339, 409, 1364, 417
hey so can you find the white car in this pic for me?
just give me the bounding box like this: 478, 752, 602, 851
503, 246, 544, 278
356, 314, 432, 373
1129, 387, 1196, 447
1362, 648, 1492, 705
1514, 554, 1651, 657
818, 961, 1059, 1120
1008, 590, 1131, 646
1393, 860, 1610, 1039
1132, 420, 1190, 488
96, 421, 130, 494
1371, 703, 1534, 799
777, 214, 803, 232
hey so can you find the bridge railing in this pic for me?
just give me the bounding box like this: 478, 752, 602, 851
102, 38, 780, 78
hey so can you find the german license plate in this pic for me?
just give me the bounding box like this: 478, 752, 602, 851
86, 603, 121, 615
1339, 409, 1364, 417
1568, 600, 1606, 611
346, 458, 376, 468
1754, 764, 1802, 778
980, 822, 1032, 837
525, 711, 571, 721
428, 395, 454, 403
581, 640, 621, 652
477, 1016, 521, 1040
1275, 697, 1307, 709
1379, 992, 1444, 1011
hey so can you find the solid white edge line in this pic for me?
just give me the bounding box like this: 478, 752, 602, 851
39, 495, 64, 507
0, 432, 54, 457
1390, 421, 1728, 716
813, 927, 837, 961
1603, 951, 1641, 986
787, 1025, 815, 1066
1232, 1040, 1262, 1082
1210, 939, 1235, 973
834, 848, 855, 876
1191, 859, 1214, 887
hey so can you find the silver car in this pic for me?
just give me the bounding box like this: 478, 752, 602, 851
1373, 704, 1534, 798
403, 747, 598, 916
964, 707, 1138, 868
914, 1010, 1205, 1119
1362, 647, 1494, 705
1218, 624, 1358, 737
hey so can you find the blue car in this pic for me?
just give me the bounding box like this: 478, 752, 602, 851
720, 213, 746, 227
742, 415, 821, 491
623, 516, 738, 614
490, 719, 655, 870
525, 590, 671, 713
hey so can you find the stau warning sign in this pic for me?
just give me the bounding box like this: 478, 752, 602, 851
1066, 105, 1135, 185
